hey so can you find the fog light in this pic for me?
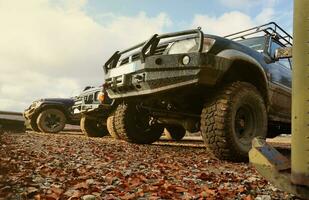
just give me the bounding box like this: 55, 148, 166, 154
182, 55, 190, 65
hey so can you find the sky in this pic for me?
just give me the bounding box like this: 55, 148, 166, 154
0, 0, 293, 112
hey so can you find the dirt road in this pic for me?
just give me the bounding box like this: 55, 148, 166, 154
0, 131, 297, 200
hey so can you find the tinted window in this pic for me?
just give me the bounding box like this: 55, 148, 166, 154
278, 58, 291, 69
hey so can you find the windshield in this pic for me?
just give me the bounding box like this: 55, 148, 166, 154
236, 36, 265, 52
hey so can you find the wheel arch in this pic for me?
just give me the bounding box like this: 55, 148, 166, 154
217, 49, 269, 107
38, 104, 69, 121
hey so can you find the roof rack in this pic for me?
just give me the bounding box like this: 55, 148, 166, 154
225, 22, 293, 47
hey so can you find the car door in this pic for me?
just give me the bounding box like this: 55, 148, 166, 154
267, 40, 292, 122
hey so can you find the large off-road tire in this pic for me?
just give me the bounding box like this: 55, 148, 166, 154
114, 103, 163, 144
107, 115, 120, 139
165, 125, 186, 141
80, 116, 109, 137
200, 82, 267, 161
28, 117, 40, 132
37, 108, 66, 133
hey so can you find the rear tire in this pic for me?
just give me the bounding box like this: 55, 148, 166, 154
165, 125, 186, 141
200, 82, 267, 161
107, 115, 119, 139
114, 103, 163, 144
37, 108, 66, 133
80, 116, 109, 137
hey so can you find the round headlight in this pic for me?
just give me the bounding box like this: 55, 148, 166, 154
97, 92, 105, 103
182, 55, 190, 65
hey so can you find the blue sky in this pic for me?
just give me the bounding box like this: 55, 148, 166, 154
0, 0, 293, 111
85, 0, 293, 32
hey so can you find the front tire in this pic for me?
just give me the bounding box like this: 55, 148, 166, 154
107, 115, 120, 139
114, 103, 163, 144
37, 108, 66, 133
200, 82, 267, 161
80, 116, 109, 137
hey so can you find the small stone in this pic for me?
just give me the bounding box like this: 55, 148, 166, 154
255, 195, 271, 200
82, 194, 96, 200
123, 169, 132, 176
86, 179, 95, 185
102, 185, 115, 192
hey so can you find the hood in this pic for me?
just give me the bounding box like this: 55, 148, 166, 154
40, 98, 75, 107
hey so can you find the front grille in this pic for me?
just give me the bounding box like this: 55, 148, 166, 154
153, 43, 168, 55
118, 43, 168, 67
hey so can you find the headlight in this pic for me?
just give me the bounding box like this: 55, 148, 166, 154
168, 37, 215, 55
203, 38, 216, 52
97, 92, 105, 103
168, 38, 198, 54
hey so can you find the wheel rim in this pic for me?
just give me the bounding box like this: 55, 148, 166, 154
234, 105, 255, 145
133, 108, 153, 133
44, 113, 62, 129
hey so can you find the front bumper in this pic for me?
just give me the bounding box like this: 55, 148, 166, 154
105, 53, 230, 99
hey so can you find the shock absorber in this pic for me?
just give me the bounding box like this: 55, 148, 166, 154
291, 0, 309, 187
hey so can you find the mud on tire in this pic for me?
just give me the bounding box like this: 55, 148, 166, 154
114, 103, 163, 144
80, 116, 109, 137
200, 82, 267, 161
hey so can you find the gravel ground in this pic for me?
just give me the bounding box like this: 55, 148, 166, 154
0, 131, 299, 200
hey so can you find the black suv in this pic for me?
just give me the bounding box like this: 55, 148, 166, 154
24, 98, 79, 133
103, 22, 292, 161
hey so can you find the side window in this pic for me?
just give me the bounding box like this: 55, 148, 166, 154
278, 58, 291, 69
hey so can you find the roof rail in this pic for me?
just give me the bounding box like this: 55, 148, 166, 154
225, 22, 293, 47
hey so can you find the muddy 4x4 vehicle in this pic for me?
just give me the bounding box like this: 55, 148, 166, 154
103, 22, 292, 161
24, 98, 79, 133
74, 86, 114, 137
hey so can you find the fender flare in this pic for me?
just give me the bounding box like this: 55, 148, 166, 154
217, 49, 269, 103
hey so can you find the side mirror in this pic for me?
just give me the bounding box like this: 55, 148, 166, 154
275, 47, 292, 60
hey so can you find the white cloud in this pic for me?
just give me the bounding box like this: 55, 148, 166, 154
191, 7, 277, 36
255, 8, 275, 24
0, 0, 171, 112
192, 11, 255, 36
219, 0, 278, 10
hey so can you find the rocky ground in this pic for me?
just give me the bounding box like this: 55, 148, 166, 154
0, 131, 299, 200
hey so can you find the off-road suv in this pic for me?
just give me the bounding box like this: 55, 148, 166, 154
24, 98, 79, 133
103, 22, 292, 161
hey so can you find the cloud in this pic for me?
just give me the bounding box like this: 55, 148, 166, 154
191, 7, 277, 36
192, 11, 255, 36
255, 8, 275, 24
0, 0, 171, 112
219, 0, 278, 10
